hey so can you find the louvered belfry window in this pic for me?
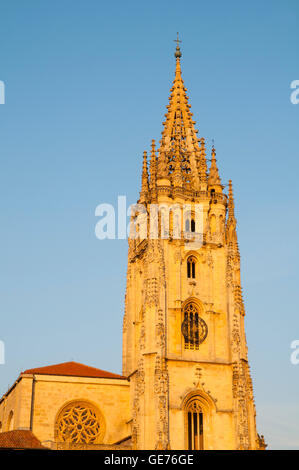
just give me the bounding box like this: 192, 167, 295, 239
187, 400, 204, 450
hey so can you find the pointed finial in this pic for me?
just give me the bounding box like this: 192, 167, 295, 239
139, 151, 149, 203
211, 139, 217, 160
141, 150, 149, 184
174, 32, 182, 59
226, 179, 239, 247
228, 179, 235, 217
142, 150, 148, 170
150, 140, 157, 175
208, 143, 222, 187
149, 141, 158, 199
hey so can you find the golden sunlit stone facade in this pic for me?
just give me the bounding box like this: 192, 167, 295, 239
0, 43, 265, 450
0, 364, 131, 449
123, 42, 264, 450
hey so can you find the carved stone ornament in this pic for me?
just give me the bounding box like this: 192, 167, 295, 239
145, 278, 158, 305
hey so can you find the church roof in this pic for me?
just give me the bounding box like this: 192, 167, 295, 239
22, 361, 126, 380
0, 430, 47, 449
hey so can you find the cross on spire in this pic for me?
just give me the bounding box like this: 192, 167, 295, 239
174, 32, 182, 58
174, 32, 182, 48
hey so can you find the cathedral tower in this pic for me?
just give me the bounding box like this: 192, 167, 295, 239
122, 39, 264, 450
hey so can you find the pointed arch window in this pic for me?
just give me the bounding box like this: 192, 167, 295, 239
181, 302, 208, 350
187, 256, 196, 279
186, 399, 204, 450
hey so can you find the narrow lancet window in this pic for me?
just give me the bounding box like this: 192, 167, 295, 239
187, 257, 196, 279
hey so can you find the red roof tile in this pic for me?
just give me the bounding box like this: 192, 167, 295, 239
22, 361, 126, 380
0, 430, 46, 449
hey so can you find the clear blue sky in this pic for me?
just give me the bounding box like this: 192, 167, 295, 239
0, 0, 298, 449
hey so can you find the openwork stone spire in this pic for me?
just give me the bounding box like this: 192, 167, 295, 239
161, 55, 199, 145
156, 40, 204, 189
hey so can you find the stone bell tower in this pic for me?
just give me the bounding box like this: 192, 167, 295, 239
122, 39, 265, 450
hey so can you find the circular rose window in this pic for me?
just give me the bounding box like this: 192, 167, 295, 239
56, 401, 105, 445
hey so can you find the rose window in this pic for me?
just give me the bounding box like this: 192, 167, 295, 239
56, 401, 105, 444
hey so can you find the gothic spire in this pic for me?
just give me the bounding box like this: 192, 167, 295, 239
160, 48, 199, 152
156, 36, 204, 189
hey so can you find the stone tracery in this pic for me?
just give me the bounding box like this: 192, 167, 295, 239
55, 401, 105, 445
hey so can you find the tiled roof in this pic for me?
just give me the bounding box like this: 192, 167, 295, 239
0, 430, 46, 449
22, 361, 126, 380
